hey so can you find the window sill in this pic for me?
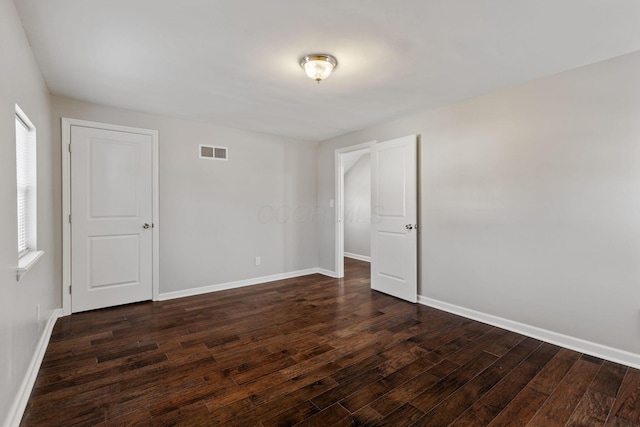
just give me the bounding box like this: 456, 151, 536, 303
17, 250, 44, 281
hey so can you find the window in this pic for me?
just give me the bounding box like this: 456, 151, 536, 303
15, 105, 42, 280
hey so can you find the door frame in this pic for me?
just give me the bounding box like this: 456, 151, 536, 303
61, 118, 160, 315
334, 141, 375, 278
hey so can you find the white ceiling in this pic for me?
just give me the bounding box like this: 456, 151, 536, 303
14, 0, 640, 142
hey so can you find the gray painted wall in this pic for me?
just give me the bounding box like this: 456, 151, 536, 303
317, 51, 640, 356
344, 154, 371, 257
0, 0, 58, 422
52, 97, 319, 295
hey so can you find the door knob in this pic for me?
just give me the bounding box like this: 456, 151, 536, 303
143, 223, 150, 229
405, 224, 413, 230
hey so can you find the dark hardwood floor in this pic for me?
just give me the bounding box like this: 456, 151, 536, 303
21, 258, 640, 426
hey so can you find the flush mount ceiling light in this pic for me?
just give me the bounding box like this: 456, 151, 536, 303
299, 54, 338, 83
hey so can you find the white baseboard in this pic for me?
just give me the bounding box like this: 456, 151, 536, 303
4, 308, 63, 427
418, 296, 640, 370
159, 268, 338, 301
344, 252, 371, 262
317, 268, 339, 278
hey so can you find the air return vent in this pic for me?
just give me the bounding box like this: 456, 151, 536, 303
199, 144, 228, 160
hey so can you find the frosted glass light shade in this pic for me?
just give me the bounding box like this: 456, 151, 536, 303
299, 54, 338, 82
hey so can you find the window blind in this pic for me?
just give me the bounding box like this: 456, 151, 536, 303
15, 113, 35, 257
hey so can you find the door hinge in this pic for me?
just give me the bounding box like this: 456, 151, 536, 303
69, 286, 72, 295
68, 143, 71, 153
68, 214, 71, 223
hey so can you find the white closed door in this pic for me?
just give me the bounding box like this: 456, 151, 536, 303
71, 125, 153, 313
371, 135, 418, 303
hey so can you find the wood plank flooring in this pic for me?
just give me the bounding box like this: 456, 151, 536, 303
21, 258, 640, 426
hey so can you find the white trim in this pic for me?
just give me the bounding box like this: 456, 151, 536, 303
334, 141, 375, 279
159, 268, 335, 301
317, 268, 339, 278
4, 309, 63, 427
16, 250, 44, 281
335, 152, 344, 278
418, 296, 640, 370
61, 119, 70, 315
152, 127, 160, 302
344, 252, 371, 262
61, 118, 160, 315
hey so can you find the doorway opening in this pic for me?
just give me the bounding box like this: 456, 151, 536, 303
334, 142, 375, 278
335, 135, 418, 303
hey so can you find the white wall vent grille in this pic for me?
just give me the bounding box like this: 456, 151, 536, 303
199, 144, 228, 160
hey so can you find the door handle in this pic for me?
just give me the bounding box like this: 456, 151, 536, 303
405, 224, 413, 230
143, 223, 150, 229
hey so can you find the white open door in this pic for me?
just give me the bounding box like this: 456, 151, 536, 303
71, 125, 153, 312
371, 135, 417, 303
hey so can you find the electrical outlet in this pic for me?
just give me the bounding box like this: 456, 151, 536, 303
36, 304, 40, 322
255, 256, 261, 266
